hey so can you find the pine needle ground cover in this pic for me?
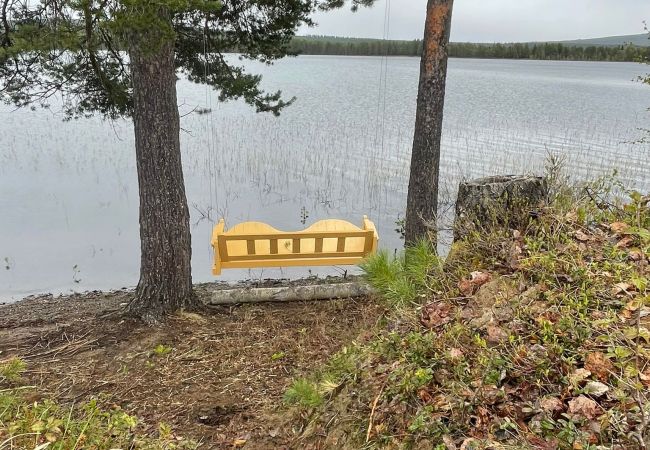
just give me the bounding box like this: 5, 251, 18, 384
0, 291, 384, 449
286, 185, 650, 449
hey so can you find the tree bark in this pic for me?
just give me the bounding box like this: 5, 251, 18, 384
126, 37, 199, 323
454, 175, 548, 240
206, 282, 374, 306
405, 0, 454, 246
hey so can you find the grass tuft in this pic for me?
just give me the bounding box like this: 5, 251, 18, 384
0, 357, 26, 384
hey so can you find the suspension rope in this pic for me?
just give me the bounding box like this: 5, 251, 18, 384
203, 22, 216, 214
374, 0, 391, 152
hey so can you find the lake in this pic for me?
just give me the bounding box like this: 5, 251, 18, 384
1, 56, 649, 302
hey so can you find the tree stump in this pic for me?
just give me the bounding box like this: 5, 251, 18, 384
454, 175, 548, 240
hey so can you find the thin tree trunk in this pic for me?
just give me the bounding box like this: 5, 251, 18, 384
126, 36, 199, 323
405, 0, 454, 246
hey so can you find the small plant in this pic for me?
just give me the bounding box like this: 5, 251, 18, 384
284, 378, 323, 408
361, 239, 441, 306
300, 206, 309, 225
152, 344, 173, 357
0, 391, 198, 449
271, 351, 286, 361
394, 215, 406, 240
0, 357, 26, 383
72, 264, 81, 284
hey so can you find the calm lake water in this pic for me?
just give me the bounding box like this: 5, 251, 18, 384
1, 56, 649, 302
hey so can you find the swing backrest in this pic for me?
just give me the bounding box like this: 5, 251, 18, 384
211, 216, 378, 275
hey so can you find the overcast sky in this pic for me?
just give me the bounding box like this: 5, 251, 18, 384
304, 0, 650, 42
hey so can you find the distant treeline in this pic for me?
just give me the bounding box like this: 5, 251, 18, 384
290, 36, 650, 62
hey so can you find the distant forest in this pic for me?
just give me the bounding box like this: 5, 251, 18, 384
290, 36, 650, 62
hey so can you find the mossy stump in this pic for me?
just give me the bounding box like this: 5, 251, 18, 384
454, 175, 548, 240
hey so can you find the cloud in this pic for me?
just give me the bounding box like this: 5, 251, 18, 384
304, 0, 650, 42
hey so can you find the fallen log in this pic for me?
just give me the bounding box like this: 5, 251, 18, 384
205, 282, 374, 306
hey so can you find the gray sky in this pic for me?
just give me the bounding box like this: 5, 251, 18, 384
305, 0, 650, 42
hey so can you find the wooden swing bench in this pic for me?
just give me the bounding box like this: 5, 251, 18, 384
211, 216, 378, 275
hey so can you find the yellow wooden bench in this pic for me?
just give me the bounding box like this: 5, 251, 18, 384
211, 216, 378, 275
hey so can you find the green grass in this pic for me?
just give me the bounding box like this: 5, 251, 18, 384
0, 357, 26, 384
285, 181, 650, 449
0, 390, 198, 449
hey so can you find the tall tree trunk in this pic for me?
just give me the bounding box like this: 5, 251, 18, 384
405, 0, 454, 246
126, 37, 199, 323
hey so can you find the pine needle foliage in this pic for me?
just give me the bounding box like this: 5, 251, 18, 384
0, 0, 378, 120
361, 239, 442, 307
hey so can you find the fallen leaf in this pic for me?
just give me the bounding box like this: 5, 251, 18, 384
584, 352, 613, 381
459, 271, 492, 296
458, 279, 474, 296
486, 325, 509, 344
568, 395, 600, 419
448, 348, 464, 360
615, 236, 635, 249
569, 368, 592, 385
233, 438, 247, 447
629, 250, 644, 261
611, 282, 634, 296
584, 381, 609, 397
527, 436, 559, 450
420, 302, 453, 329
575, 230, 591, 242
460, 437, 481, 450
418, 388, 434, 403
442, 435, 458, 450
610, 222, 630, 234
474, 271, 491, 284
640, 370, 650, 387
539, 396, 564, 414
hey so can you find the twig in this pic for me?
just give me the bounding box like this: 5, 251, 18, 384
366, 380, 387, 443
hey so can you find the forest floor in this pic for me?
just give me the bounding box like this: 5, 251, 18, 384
0, 281, 384, 449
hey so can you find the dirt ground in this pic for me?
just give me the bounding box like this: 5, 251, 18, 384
0, 282, 383, 449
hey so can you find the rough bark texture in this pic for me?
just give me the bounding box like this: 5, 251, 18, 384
206, 282, 374, 306
454, 175, 548, 240
126, 37, 199, 323
405, 0, 454, 246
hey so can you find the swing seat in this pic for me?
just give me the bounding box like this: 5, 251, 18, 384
211, 216, 378, 275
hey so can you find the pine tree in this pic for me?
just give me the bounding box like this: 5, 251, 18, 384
404, 0, 454, 245
0, 0, 376, 323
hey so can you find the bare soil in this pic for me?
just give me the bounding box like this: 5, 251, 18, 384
0, 281, 383, 449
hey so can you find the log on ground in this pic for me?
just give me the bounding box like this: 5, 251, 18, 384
205, 282, 374, 306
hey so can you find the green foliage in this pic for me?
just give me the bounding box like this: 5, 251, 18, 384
152, 344, 173, 357
284, 378, 323, 408
361, 239, 441, 307
0, 388, 197, 449
0, 0, 377, 119
271, 351, 286, 360
291, 186, 650, 449
290, 35, 650, 61
0, 357, 26, 383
